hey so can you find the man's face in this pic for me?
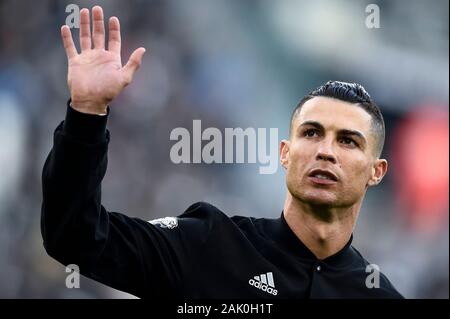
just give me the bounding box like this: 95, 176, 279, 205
281, 96, 385, 208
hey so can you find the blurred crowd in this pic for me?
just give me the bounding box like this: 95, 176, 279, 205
0, 0, 448, 298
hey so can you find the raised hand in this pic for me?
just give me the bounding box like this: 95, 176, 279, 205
61, 6, 146, 114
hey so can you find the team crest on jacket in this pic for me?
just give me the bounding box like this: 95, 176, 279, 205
148, 217, 178, 229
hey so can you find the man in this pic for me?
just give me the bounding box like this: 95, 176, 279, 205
42, 6, 403, 298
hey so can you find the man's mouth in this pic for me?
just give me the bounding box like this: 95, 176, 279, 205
308, 169, 338, 185
312, 174, 334, 180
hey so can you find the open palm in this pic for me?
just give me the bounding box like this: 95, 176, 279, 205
61, 6, 145, 114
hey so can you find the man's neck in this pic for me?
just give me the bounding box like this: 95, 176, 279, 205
283, 193, 360, 260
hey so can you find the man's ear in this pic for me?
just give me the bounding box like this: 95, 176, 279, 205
367, 159, 388, 186
280, 140, 290, 169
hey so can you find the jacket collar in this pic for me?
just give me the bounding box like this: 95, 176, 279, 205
269, 211, 358, 268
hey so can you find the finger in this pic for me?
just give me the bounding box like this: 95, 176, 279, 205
79, 8, 91, 51
108, 17, 121, 55
122, 47, 146, 84
92, 6, 105, 49
61, 25, 78, 59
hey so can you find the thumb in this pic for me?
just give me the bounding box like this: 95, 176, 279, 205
122, 47, 146, 84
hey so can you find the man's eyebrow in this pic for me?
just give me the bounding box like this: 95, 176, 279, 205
298, 121, 325, 131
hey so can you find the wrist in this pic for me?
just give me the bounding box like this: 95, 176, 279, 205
71, 99, 108, 115
63, 99, 109, 144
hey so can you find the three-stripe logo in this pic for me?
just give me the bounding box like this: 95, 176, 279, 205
248, 272, 278, 296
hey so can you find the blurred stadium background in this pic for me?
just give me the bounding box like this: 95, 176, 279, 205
0, 0, 448, 298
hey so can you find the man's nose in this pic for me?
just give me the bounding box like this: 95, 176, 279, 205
316, 139, 337, 164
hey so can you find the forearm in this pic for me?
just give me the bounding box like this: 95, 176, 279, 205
41, 101, 152, 297
41, 100, 109, 265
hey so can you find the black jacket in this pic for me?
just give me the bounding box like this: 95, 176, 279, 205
41, 102, 404, 299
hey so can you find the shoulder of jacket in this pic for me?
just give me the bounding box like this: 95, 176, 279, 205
180, 201, 229, 221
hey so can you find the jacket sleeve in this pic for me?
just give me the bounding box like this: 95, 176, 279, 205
41, 101, 213, 298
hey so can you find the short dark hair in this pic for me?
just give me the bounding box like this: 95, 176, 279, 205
290, 81, 385, 158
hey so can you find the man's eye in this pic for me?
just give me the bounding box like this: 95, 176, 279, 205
304, 129, 318, 137
340, 137, 357, 146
